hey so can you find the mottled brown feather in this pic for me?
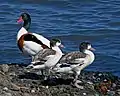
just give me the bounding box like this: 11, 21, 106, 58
33, 48, 56, 65
34, 49, 56, 61
59, 51, 86, 64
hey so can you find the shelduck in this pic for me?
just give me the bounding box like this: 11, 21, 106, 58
28, 38, 64, 78
17, 13, 52, 61
53, 42, 95, 88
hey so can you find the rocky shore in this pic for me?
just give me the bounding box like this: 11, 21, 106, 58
0, 64, 120, 96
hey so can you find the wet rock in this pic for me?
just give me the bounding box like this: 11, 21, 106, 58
87, 81, 93, 85
0, 64, 119, 96
85, 83, 94, 91
10, 83, 21, 91
83, 92, 87, 95
0, 73, 11, 87
0, 64, 9, 73
9, 72, 16, 76
31, 89, 35, 93
23, 93, 31, 96
107, 90, 115, 96
112, 83, 116, 88
0, 92, 12, 96
3, 87, 9, 91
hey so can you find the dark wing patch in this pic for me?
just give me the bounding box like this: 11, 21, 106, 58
59, 51, 86, 64
33, 60, 46, 66
60, 64, 71, 68
24, 33, 49, 49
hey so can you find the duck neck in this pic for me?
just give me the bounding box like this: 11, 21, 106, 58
17, 27, 28, 40
84, 49, 95, 64
23, 20, 31, 30
52, 46, 63, 55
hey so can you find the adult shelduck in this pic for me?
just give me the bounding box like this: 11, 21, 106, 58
17, 13, 51, 61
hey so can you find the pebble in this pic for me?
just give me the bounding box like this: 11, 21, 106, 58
112, 83, 116, 88
103, 79, 107, 82
92, 75, 96, 79
41, 86, 49, 89
36, 71, 42, 75
97, 78, 100, 81
1, 92, 12, 96
98, 73, 102, 76
45, 86, 49, 89
31, 89, 35, 93
86, 84, 94, 90
83, 92, 87, 95
3, 87, 8, 91
107, 90, 115, 96
9, 72, 16, 76
1, 64, 9, 73
5, 93, 12, 96
95, 93, 100, 96
23, 93, 30, 96
87, 81, 93, 85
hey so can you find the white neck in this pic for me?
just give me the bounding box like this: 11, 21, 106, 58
52, 46, 63, 55
84, 50, 95, 64
17, 27, 28, 41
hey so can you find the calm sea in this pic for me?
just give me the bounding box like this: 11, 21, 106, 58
0, 0, 119, 77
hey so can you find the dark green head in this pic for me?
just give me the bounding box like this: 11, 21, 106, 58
21, 13, 31, 21
17, 13, 31, 30
80, 42, 95, 52
50, 38, 61, 47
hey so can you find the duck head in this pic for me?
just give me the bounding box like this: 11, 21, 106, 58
17, 13, 31, 30
50, 38, 65, 49
80, 42, 95, 52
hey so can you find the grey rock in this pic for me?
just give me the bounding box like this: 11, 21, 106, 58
1, 64, 9, 73
107, 91, 115, 96
23, 93, 32, 96
31, 89, 35, 93
0, 64, 120, 96
0, 92, 12, 96
3, 87, 9, 91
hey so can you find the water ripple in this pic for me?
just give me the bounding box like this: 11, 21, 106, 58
0, 0, 120, 77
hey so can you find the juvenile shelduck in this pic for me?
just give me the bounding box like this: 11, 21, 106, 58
53, 42, 95, 88
28, 39, 64, 78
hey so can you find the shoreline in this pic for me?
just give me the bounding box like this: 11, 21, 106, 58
0, 64, 120, 96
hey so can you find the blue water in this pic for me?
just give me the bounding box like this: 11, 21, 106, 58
0, 0, 119, 77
